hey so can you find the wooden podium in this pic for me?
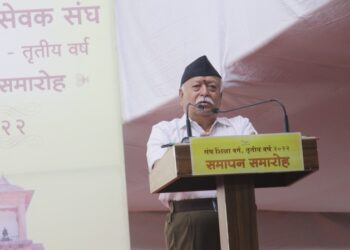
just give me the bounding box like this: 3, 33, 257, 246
149, 136, 319, 250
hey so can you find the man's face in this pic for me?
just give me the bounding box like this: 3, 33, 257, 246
179, 76, 222, 116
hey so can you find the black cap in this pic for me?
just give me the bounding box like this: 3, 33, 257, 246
180, 55, 221, 86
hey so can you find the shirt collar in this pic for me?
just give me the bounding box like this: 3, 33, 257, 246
179, 114, 231, 129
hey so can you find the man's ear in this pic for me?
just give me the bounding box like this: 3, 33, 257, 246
179, 88, 183, 98
179, 88, 184, 106
217, 91, 223, 107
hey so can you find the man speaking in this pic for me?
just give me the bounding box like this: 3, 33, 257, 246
147, 55, 257, 250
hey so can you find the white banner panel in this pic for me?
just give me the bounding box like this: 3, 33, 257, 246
0, 0, 130, 249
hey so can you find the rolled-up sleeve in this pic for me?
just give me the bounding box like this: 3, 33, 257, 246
146, 123, 170, 171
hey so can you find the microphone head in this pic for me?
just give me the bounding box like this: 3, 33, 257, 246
188, 102, 219, 114
211, 107, 220, 113
196, 104, 219, 114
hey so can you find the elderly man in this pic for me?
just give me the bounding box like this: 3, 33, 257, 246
147, 55, 257, 250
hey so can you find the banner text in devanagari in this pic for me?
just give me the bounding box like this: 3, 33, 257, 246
1, 119, 26, 135
0, 2, 100, 29
21, 37, 89, 64
0, 70, 66, 93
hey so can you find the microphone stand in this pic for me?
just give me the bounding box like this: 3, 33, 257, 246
162, 102, 199, 147
214, 99, 290, 132
181, 102, 194, 143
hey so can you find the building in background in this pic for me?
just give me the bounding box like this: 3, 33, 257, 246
0, 176, 44, 250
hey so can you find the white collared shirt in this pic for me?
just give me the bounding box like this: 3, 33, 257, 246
146, 114, 257, 207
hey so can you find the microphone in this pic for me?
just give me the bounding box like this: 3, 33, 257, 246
181, 102, 205, 143
185, 102, 192, 139
213, 99, 290, 132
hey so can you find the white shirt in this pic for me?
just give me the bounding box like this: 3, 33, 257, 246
146, 114, 257, 207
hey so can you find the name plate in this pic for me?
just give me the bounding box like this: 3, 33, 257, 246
190, 133, 304, 175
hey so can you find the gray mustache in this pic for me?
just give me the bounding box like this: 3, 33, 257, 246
195, 96, 214, 105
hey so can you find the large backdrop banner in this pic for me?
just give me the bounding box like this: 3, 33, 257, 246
0, 0, 130, 249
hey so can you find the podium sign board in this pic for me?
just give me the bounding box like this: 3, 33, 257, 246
190, 133, 304, 175
149, 135, 319, 250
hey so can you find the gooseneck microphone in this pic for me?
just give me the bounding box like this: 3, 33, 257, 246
185, 102, 193, 138
213, 99, 290, 132
181, 102, 205, 143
